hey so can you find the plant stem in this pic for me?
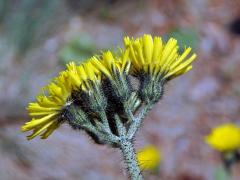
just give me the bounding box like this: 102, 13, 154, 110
127, 103, 153, 140
120, 138, 143, 180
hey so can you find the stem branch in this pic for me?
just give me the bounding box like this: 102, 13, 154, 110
127, 103, 153, 140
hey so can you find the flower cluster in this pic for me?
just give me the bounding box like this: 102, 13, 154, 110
21, 34, 197, 141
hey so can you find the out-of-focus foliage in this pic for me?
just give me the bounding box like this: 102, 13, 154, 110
165, 28, 199, 52
214, 166, 230, 180
58, 34, 97, 65
66, 0, 120, 14
0, 0, 9, 23
0, 0, 61, 55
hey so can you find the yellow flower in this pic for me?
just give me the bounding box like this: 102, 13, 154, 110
21, 58, 103, 140
92, 50, 130, 79
137, 145, 161, 171
205, 123, 240, 152
124, 34, 197, 80
21, 71, 72, 140
66, 58, 101, 91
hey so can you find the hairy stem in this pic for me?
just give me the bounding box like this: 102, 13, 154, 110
127, 103, 153, 140
120, 138, 143, 180
99, 111, 111, 133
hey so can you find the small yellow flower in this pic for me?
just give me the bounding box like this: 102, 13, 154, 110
124, 34, 196, 80
92, 50, 130, 79
21, 57, 103, 140
21, 71, 71, 140
66, 58, 101, 91
205, 123, 240, 152
21, 58, 101, 140
137, 145, 161, 171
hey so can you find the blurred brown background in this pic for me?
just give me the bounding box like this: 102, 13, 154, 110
0, 0, 240, 179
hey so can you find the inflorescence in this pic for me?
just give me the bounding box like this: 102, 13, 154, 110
21, 34, 196, 141
21, 34, 196, 179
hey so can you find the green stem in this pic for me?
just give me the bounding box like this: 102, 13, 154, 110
127, 103, 152, 140
120, 139, 143, 180
99, 111, 111, 133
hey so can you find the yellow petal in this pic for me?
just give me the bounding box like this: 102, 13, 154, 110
21, 113, 57, 131
68, 71, 81, 88
167, 53, 196, 76
161, 46, 178, 71
27, 103, 59, 112
29, 111, 53, 116
103, 51, 114, 69
152, 37, 162, 62
92, 58, 111, 78
121, 49, 130, 72
165, 66, 192, 80
41, 121, 60, 139
134, 40, 145, 66
143, 34, 153, 64
79, 65, 89, 81
27, 120, 56, 140
160, 38, 178, 67
170, 47, 192, 70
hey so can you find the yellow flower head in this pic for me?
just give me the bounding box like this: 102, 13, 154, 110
92, 50, 130, 79
21, 58, 102, 140
137, 145, 161, 171
21, 71, 72, 140
66, 58, 101, 91
205, 123, 240, 152
124, 34, 197, 81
